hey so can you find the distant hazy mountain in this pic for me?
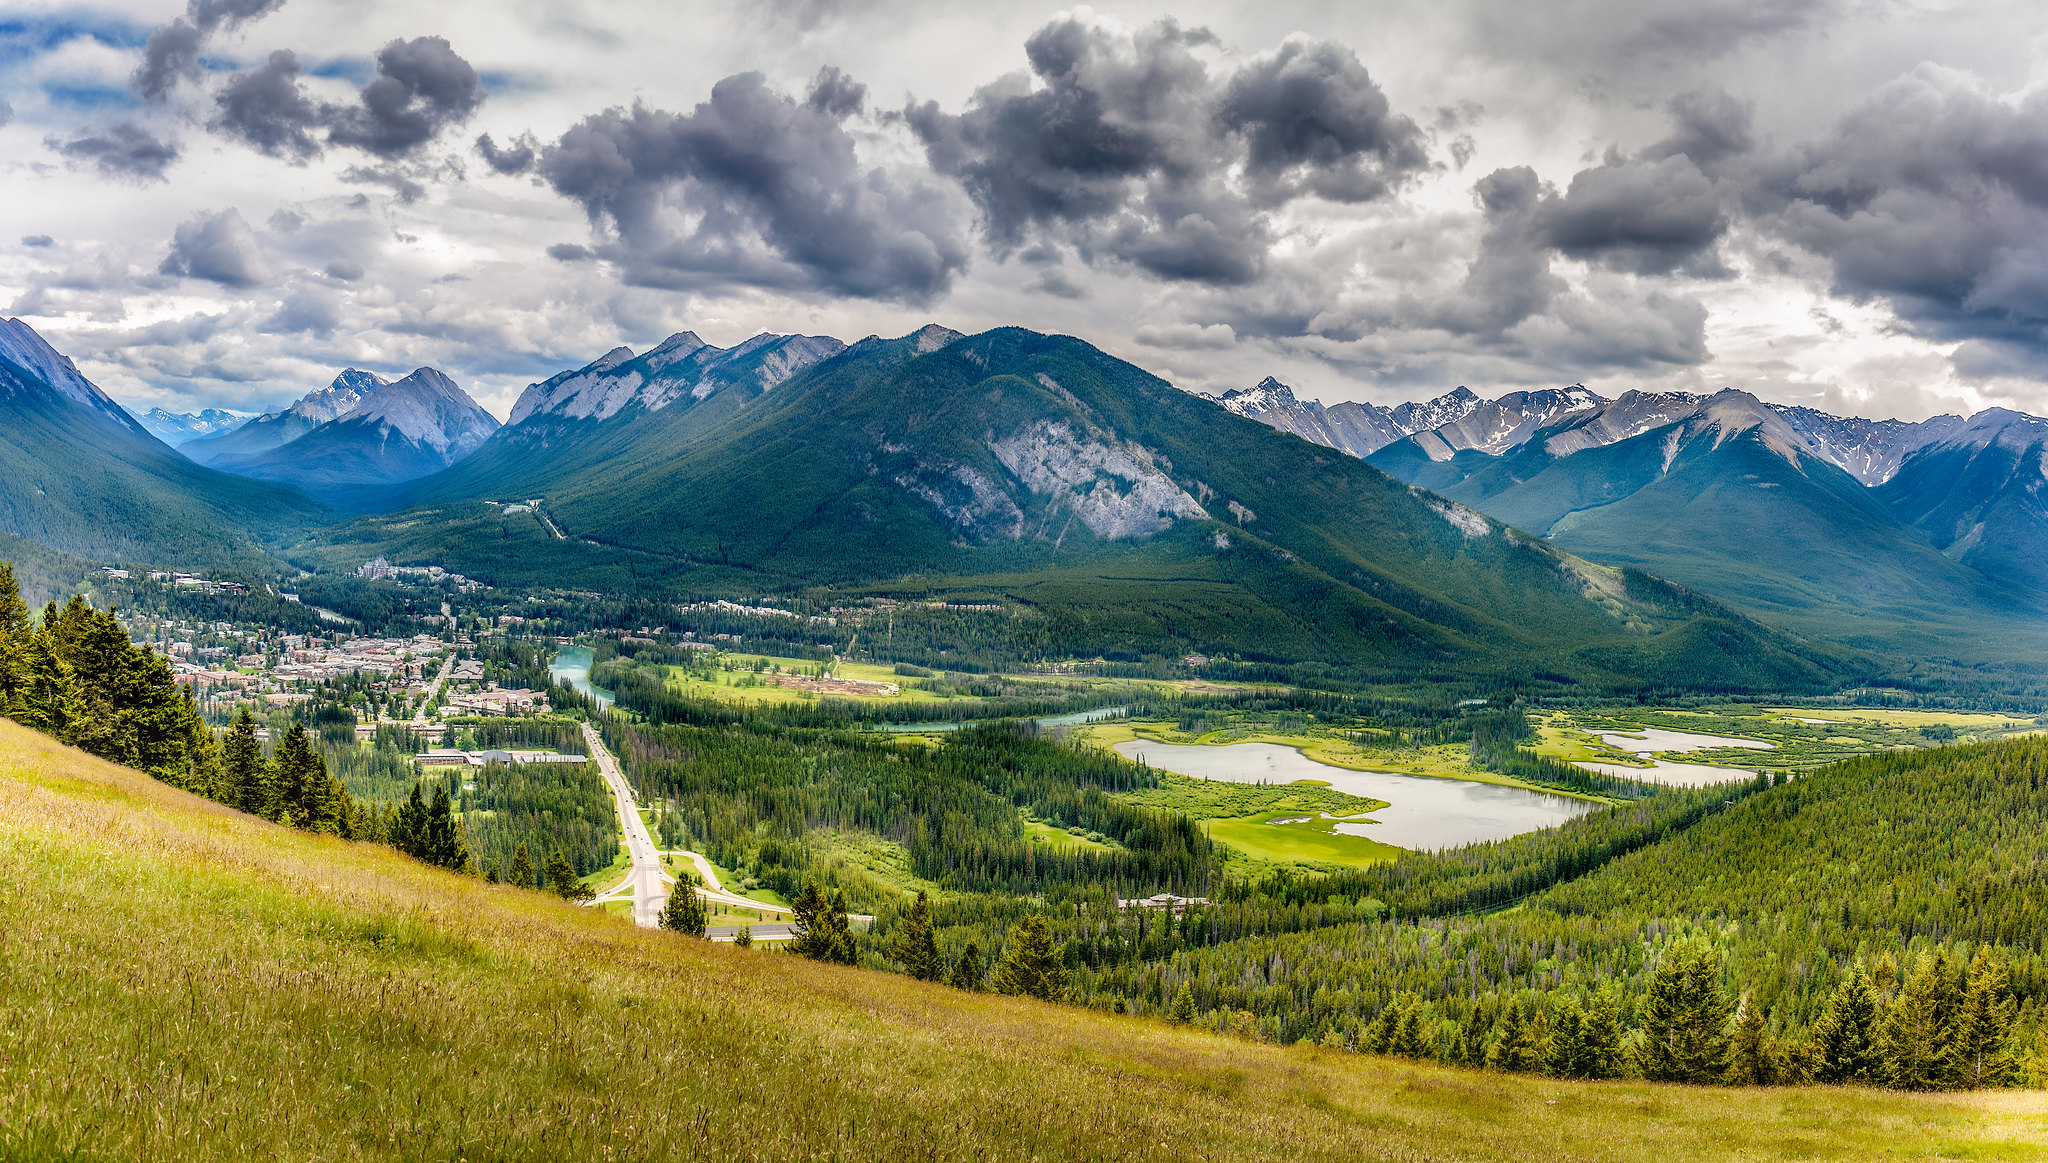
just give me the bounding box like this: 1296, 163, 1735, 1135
1879, 409, 2048, 593
212, 368, 499, 506
0, 319, 321, 567
183, 368, 391, 466
136, 407, 253, 446
335, 324, 1847, 691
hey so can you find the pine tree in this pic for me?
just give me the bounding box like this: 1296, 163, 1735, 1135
1391, 997, 1430, 1059
0, 562, 30, 712
10, 627, 80, 741
949, 942, 985, 991
993, 914, 1067, 1001
544, 849, 588, 899
221, 707, 274, 820
275, 724, 316, 828
1955, 946, 2018, 1089
421, 785, 470, 871
662, 877, 707, 936
789, 881, 855, 964
1579, 989, 1623, 1080
392, 783, 429, 859
1545, 995, 1589, 1078
733, 924, 753, 948
1360, 996, 1402, 1054
890, 890, 943, 981
1169, 982, 1196, 1023
1730, 995, 1780, 1085
1452, 1005, 1493, 1068
1638, 938, 1733, 1084
1812, 965, 1882, 1084
509, 843, 535, 890
1880, 948, 1962, 1090
1488, 998, 1537, 1072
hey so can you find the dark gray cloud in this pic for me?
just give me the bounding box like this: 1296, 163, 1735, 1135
159, 208, 269, 287
541, 71, 968, 301
136, 0, 284, 101
1217, 37, 1431, 204
476, 132, 538, 175
0, 99, 13, 129
1649, 88, 1755, 170
1538, 153, 1726, 275
906, 19, 1430, 287
49, 122, 181, 182
327, 37, 485, 158
1437, 166, 1566, 335
1753, 68, 2048, 356
21, 235, 54, 248
207, 36, 484, 166
804, 66, 866, 119
340, 165, 426, 203
546, 243, 595, 262
212, 50, 323, 160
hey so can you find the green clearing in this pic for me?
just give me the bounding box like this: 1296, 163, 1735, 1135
10, 723, 2041, 1161
1022, 816, 1118, 852
1119, 771, 1397, 870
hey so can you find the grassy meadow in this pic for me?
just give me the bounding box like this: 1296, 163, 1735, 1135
3, 721, 2045, 1161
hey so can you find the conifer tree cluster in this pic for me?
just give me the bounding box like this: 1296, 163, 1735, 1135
663, 877, 708, 936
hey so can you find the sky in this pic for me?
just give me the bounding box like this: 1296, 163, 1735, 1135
4, 0, 2048, 423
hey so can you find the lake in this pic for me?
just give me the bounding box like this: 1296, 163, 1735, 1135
1574, 725, 1776, 787
548, 647, 615, 711
1110, 740, 1592, 852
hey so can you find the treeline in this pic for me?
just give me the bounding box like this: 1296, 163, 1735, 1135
1467, 707, 1660, 800
426, 758, 619, 881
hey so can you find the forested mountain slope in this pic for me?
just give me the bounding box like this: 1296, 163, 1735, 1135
3, 721, 2038, 1161
0, 323, 324, 570
342, 327, 1853, 689
1878, 410, 2048, 594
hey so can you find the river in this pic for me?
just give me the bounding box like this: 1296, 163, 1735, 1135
548, 647, 615, 712
1111, 739, 1592, 852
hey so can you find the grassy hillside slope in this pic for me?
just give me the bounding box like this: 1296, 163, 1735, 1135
2, 721, 2043, 1162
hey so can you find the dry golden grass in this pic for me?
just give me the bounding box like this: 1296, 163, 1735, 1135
2, 720, 2043, 1162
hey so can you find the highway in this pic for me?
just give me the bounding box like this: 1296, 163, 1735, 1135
582, 720, 668, 928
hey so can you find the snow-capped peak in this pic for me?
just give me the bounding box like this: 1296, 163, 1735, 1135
338, 367, 499, 454
286, 368, 391, 424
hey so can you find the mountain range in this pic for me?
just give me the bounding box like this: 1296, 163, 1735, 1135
1225, 377, 2048, 660
9, 309, 2048, 688
136, 407, 252, 446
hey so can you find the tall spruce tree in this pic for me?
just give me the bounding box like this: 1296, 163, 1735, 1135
392, 783, 429, 859
508, 843, 536, 890
1579, 989, 1624, 1080
949, 942, 985, 991
1487, 998, 1537, 1072
0, 562, 29, 712
993, 914, 1067, 1001
1812, 965, 1882, 1084
1168, 982, 1196, 1023
11, 627, 80, 741
1545, 995, 1589, 1078
662, 877, 707, 936
1880, 948, 1962, 1090
1955, 946, 2018, 1089
890, 890, 943, 981
422, 784, 470, 871
790, 881, 855, 964
544, 849, 587, 898
220, 707, 273, 820
1729, 996, 1780, 1085
1638, 938, 1733, 1084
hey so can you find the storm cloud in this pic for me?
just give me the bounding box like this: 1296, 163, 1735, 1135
208, 37, 485, 164
906, 18, 1428, 286
541, 70, 969, 301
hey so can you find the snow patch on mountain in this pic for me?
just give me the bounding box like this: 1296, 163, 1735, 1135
509, 331, 846, 424
138, 407, 252, 445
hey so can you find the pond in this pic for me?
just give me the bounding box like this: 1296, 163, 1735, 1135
548, 647, 615, 712
1575, 725, 1775, 787
1110, 740, 1592, 852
